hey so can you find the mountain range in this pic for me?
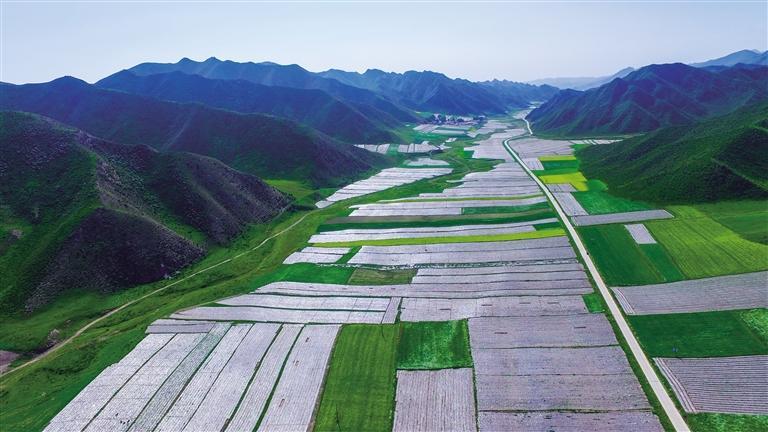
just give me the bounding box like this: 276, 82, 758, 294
98, 70, 401, 144
125, 57, 553, 115
319, 69, 556, 114
0, 77, 386, 187
527, 63, 768, 135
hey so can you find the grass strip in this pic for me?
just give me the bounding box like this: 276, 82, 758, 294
310, 227, 565, 248
336, 246, 360, 264
397, 320, 473, 370
314, 324, 399, 432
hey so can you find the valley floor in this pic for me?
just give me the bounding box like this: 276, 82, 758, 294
6, 114, 767, 432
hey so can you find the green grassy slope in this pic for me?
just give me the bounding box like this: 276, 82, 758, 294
578, 102, 768, 203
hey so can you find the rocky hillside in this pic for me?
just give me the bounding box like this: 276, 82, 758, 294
0, 112, 291, 311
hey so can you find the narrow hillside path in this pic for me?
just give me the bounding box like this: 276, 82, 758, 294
503, 136, 690, 431
0, 212, 312, 378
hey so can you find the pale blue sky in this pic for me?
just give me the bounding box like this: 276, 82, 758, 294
1, 1, 766, 84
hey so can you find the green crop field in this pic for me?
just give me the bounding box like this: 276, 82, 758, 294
538, 172, 589, 191
578, 225, 682, 286
687, 413, 768, 432
694, 200, 768, 244
629, 309, 768, 358
314, 325, 399, 432
347, 268, 416, 285
574, 191, 652, 214
396, 321, 473, 369
646, 206, 768, 279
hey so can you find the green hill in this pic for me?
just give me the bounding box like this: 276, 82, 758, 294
578, 102, 768, 203
0, 112, 290, 311
529, 63, 768, 136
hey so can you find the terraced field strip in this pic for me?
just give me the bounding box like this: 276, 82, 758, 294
506, 137, 575, 158
83, 333, 205, 432
613, 271, 768, 315
655, 356, 768, 414
474, 346, 634, 376
547, 183, 576, 192
283, 247, 351, 264
469, 315, 618, 348
146, 322, 216, 334
154, 325, 252, 432
405, 157, 450, 166
572, 209, 674, 226
347, 237, 578, 265
171, 305, 384, 324
181, 323, 279, 432
349, 197, 548, 217
127, 323, 230, 432
625, 223, 657, 244
225, 324, 302, 432
308, 218, 555, 243
479, 411, 664, 431
43, 334, 174, 432
522, 157, 544, 170
316, 167, 452, 208
256, 325, 339, 431
354, 144, 391, 154
382, 296, 401, 323
553, 192, 588, 216
399, 295, 588, 321
393, 368, 477, 432
397, 142, 439, 153
257, 281, 591, 299
219, 294, 390, 311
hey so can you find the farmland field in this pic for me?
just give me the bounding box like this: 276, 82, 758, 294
694, 200, 768, 244
397, 320, 473, 369
538, 172, 589, 191
574, 191, 652, 214
629, 309, 768, 358
314, 324, 399, 432
578, 225, 682, 285
646, 206, 768, 278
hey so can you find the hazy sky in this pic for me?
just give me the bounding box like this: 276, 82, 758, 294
1, 1, 766, 84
